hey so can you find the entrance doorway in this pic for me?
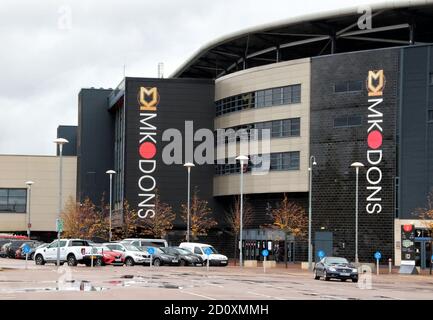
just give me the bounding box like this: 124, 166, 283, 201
415, 238, 432, 269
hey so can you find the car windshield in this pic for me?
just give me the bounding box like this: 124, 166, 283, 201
124, 245, 141, 251
203, 246, 218, 254
175, 248, 192, 255
326, 257, 349, 264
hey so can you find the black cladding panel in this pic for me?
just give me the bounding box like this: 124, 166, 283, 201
57, 125, 77, 156
123, 78, 215, 227
311, 48, 399, 262
77, 88, 114, 204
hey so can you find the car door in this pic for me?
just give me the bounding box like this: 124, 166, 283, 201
44, 241, 59, 261
193, 246, 204, 260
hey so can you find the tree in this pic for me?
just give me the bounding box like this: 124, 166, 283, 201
141, 191, 175, 238
225, 196, 253, 265
112, 200, 140, 240
61, 197, 109, 239
266, 194, 307, 267
413, 189, 433, 273
181, 188, 217, 240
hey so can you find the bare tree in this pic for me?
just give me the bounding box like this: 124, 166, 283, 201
141, 191, 175, 238
181, 188, 217, 240
266, 194, 307, 267
225, 196, 253, 265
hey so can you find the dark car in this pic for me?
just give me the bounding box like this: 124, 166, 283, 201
16, 241, 45, 260
161, 247, 203, 266
314, 257, 358, 282
6, 240, 27, 258
142, 246, 179, 266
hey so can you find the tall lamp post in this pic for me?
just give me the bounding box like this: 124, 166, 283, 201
184, 163, 195, 242
236, 155, 248, 268
308, 156, 317, 271
106, 170, 116, 242
25, 181, 34, 239
54, 138, 69, 267
351, 162, 364, 264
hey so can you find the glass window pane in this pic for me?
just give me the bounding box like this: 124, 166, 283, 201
291, 118, 300, 136
9, 189, 26, 197
283, 87, 292, 104
348, 81, 362, 91
289, 152, 300, 170
348, 115, 362, 126
272, 88, 282, 106
272, 121, 282, 137
256, 91, 265, 108
292, 85, 301, 103
264, 89, 273, 107
334, 116, 348, 128
334, 81, 347, 93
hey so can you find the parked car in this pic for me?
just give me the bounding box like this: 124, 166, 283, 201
161, 247, 203, 266
121, 238, 168, 248
179, 243, 228, 266
142, 246, 178, 266
34, 239, 103, 266
6, 240, 27, 258
15, 241, 44, 260
0, 242, 11, 258
99, 246, 125, 266
314, 257, 359, 282
103, 242, 150, 266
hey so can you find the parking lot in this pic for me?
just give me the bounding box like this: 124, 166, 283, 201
1, 258, 433, 300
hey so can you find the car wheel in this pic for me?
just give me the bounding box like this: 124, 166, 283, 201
314, 270, 320, 280
35, 254, 45, 265
179, 259, 186, 267
352, 279, 358, 283
153, 258, 161, 267
125, 257, 135, 266
95, 257, 102, 267
324, 271, 330, 281
67, 254, 77, 266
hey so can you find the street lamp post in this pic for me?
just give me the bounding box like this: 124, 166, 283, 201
351, 162, 364, 264
54, 138, 69, 267
106, 170, 116, 242
183, 163, 195, 242
25, 181, 34, 239
236, 155, 248, 268
308, 156, 317, 271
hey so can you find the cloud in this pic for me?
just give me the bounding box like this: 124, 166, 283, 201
0, 0, 380, 155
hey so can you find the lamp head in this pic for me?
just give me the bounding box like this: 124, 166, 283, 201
183, 162, 195, 168
25, 181, 34, 186
106, 170, 116, 175
235, 155, 249, 163
53, 138, 69, 145
351, 162, 364, 168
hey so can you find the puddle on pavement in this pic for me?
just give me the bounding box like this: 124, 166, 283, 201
111, 275, 184, 289
0, 281, 107, 294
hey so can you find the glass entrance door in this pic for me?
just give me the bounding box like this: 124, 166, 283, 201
415, 239, 432, 269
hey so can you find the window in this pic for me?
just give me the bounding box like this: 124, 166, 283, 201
194, 247, 202, 254
428, 110, 433, 122
334, 115, 362, 128
215, 151, 300, 175
334, 80, 363, 93
0, 188, 27, 213
70, 240, 87, 247
215, 84, 302, 116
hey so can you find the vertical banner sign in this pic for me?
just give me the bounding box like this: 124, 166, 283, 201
366, 70, 386, 214
137, 87, 159, 219
401, 224, 416, 264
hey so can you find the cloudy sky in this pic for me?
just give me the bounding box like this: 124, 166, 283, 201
0, 0, 396, 155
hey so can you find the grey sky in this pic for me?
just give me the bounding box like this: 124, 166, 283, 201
0, 0, 386, 155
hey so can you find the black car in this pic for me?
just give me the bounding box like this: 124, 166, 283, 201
6, 240, 27, 258
161, 247, 203, 266
314, 257, 358, 282
142, 246, 179, 266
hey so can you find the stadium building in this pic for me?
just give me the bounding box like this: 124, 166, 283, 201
4, 1, 433, 268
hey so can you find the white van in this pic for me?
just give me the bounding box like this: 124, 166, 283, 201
179, 242, 228, 266
121, 238, 168, 248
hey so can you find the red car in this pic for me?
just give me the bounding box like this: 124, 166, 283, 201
101, 246, 125, 266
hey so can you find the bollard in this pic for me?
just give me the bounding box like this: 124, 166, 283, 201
388, 258, 392, 274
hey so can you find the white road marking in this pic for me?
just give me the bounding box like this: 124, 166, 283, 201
247, 291, 285, 300
181, 290, 217, 300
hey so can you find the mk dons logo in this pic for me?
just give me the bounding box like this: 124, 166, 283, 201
367, 70, 385, 97
138, 87, 159, 111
